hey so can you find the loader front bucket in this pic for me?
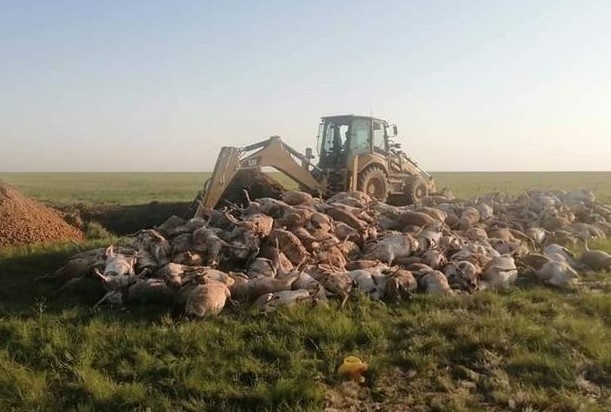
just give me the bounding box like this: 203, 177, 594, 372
192, 170, 286, 216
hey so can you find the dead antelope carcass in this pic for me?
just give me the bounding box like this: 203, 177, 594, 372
268, 229, 309, 265
102, 246, 136, 277
92, 246, 141, 309
421, 249, 448, 269
363, 233, 419, 265
225, 212, 274, 238
247, 257, 277, 278
418, 270, 453, 295
281, 190, 315, 206
459, 207, 480, 230
383, 269, 417, 302
313, 243, 347, 271
156, 262, 190, 288
131, 229, 171, 265
579, 239, 611, 271
346, 268, 387, 301
39, 256, 103, 284
324, 206, 368, 233
247, 197, 294, 218
535, 261, 579, 288
252, 289, 314, 313
182, 279, 232, 317
416, 207, 447, 223
234, 274, 299, 302
543, 243, 578, 266
126, 278, 177, 305
172, 251, 204, 266
345, 260, 385, 271
311, 269, 354, 307
518, 253, 551, 271
398, 211, 435, 228
480, 256, 518, 290
444, 261, 480, 292
192, 226, 246, 266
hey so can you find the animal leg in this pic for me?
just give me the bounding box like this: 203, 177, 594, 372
92, 291, 117, 310
339, 294, 349, 309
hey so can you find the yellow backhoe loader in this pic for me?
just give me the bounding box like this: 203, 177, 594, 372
193, 115, 436, 215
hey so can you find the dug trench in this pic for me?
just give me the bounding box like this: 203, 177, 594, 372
63, 201, 192, 236
59, 170, 287, 236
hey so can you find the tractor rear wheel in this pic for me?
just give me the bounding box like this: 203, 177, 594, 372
358, 167, 389, 202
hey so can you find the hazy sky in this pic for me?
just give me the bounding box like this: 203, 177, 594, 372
1, 0, 610, 172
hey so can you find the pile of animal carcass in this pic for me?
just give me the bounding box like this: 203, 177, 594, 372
49, 188, 611, 316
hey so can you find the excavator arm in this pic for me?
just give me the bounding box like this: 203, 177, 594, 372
195, 136, 325, 215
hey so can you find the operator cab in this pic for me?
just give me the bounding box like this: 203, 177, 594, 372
316, 115, 398, 169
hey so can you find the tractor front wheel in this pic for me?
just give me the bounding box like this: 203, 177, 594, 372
358, 167, 389, 202
405, 177, 429, 204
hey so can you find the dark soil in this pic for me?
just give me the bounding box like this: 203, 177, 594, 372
64, 201, 192, 236
216, 169, 285, 208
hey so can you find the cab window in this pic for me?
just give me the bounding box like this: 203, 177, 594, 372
321, 122, 349, 164
349, 118, 370, 154
372, 120, 387, 153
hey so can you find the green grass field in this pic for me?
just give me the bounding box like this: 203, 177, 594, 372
2, 171, 610, 205
1, 173, 611, 411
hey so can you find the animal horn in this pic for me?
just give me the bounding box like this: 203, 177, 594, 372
104, 245, 114, 258
295, 259, 308, 272
94, 268, 109, 284
271, 238, 285, 277
224, 211, 240, 225
243, 189, 252, 204
584, 235, 590, 252
150, 230, 165, 241
92, 291, 117, 310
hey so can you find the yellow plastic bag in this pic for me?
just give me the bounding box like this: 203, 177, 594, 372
337, 356, 368, 383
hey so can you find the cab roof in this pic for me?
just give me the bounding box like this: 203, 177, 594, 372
320, 114, 388, 124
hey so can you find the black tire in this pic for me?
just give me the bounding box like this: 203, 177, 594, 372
358, 167, 389, 202
405, 177, 429, 204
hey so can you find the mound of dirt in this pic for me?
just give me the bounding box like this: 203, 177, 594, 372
218, 170, 286, 207
0, 181, 84, 247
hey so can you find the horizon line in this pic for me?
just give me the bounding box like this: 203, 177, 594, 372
1, 170, 611, 174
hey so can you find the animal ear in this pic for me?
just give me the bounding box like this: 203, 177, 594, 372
105, 245, 114, 258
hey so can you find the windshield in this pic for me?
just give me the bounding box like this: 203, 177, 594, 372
318, 117, 379, 166
349, 118, 370, 154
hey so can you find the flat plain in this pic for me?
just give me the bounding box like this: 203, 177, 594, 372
2, 171, 610, 205
0, 172, 610, 411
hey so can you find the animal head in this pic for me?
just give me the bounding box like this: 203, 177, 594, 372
94, 267, 140, 291
451, 261, 479, 292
